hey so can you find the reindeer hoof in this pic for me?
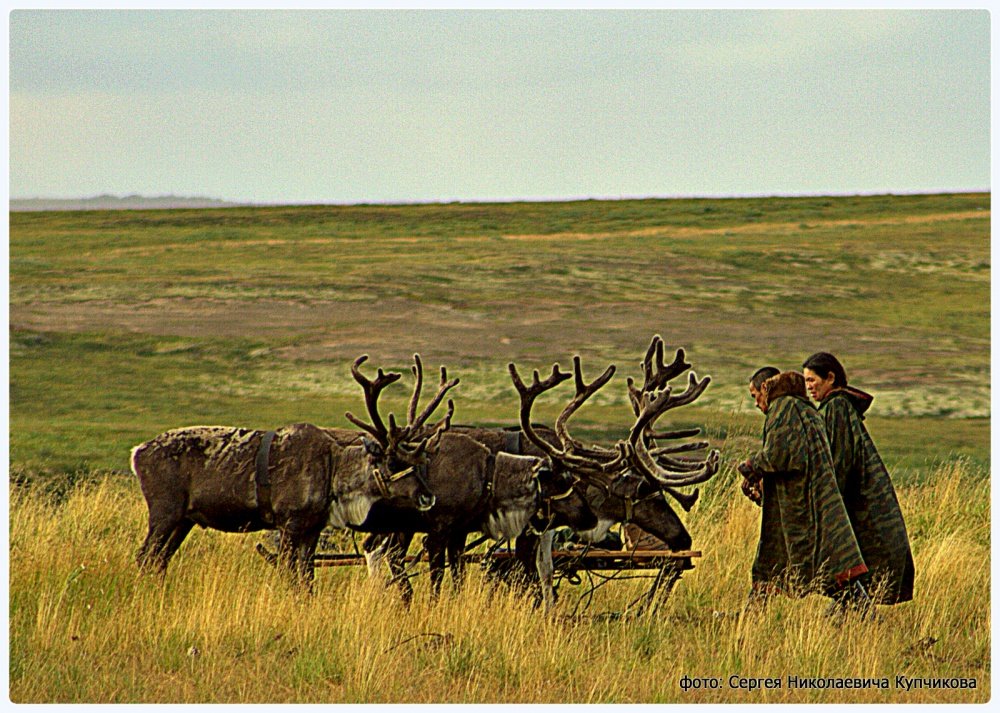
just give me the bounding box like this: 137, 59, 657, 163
255, 542, 279, 566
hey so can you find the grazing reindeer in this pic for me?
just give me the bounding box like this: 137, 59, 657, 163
358, 357, 598, 604
506, 336, 720, 606
130, 354, 445, 585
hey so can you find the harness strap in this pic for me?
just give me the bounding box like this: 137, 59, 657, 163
531, 478, 575, 535
255, 430, 277, 525
414, 461, 432, 495
387, 465, 415, 482
464, 532, 491, 553
550, 487, 574, 501
374, 460, 433, 501
484, 453, 497, 506
371, 467, 389, 497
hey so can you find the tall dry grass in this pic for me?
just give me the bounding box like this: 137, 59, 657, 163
9, 459, 989, 703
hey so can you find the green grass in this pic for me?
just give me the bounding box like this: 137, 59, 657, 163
10, 193, 990, 482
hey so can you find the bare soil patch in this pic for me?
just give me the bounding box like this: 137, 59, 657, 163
10, 294, 940, 381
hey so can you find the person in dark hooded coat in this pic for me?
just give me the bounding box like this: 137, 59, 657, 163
738, 370, 868, 605
803, 352, 915, 605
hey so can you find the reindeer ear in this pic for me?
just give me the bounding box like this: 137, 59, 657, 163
361, 437, 383, 458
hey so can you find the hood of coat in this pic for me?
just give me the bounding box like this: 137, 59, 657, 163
762, 371, 807, 408
824, 386, 874, 416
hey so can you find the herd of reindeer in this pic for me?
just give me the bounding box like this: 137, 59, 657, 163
130, 335, 722, 607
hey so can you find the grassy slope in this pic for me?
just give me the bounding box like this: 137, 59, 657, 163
10, 193, 990, 479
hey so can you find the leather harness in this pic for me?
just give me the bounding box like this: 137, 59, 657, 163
253, 430, 434, 529
504, 429, 522, 455
255, 430, 277, 525
580, 473, 665, 524
370, 461, 430, 498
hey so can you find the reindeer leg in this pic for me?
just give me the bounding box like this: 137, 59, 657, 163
535, 530, 557, 612
514, 533, 541, 594
136, 525, 170, 573
292, 529, 322, 593
275, 527, 299, 582
385, 533, 415, 606
137, 505, 187, 574
157, 520, 194, 571
363, 533, 390, 580
425, 533, 448, 599
447, 532, 468, 593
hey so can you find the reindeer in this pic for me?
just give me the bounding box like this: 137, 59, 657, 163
365, 338, 719, 608
130, 354, 447, 585
505, 336, 721, 606
354, 356, 598, 604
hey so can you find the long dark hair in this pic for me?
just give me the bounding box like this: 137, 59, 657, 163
749, 366, 780, 390
802, 352, 847, 387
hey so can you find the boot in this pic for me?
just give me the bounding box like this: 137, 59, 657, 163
849, 580, 879, 622
826, 580, 879, 624
741, 586, 771, 616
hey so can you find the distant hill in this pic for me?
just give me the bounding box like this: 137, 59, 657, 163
9, 195, 246, 212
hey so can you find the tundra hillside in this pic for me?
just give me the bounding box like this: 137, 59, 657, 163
9, 194, 990, 702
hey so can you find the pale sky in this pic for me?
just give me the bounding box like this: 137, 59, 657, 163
8, 8, 992, 204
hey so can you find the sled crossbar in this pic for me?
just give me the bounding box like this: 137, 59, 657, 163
312, 549, 701, 568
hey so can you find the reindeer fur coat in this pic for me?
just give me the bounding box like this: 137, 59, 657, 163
819, 388, 915, 604
747, 372, 868, 597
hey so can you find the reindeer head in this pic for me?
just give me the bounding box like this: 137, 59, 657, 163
530, 457, 598, 533
345, 353, 459, 512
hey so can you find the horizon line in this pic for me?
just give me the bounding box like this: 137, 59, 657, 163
10, 187, 992, 209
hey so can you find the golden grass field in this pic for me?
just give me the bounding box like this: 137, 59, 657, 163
9, 458, 988, 703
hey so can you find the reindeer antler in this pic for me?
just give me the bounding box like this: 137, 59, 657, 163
407, 353, 424, 426
387, 355, 459, 455
628, 372, 710, 442
509, 358, 625, 474
553, 356, 620, 460
508, 362, 572, 460
627, 335, 692, 417
625, 372, 720, 487
345, 355, 403, 443
347, 353, 458, 459
512, 340, 720, 511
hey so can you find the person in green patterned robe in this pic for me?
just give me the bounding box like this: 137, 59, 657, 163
738, 370, 868, 604
803, 352, 915, 605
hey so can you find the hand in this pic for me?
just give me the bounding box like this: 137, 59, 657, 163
737, 459, 756, 480
741, 477, 762, 506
